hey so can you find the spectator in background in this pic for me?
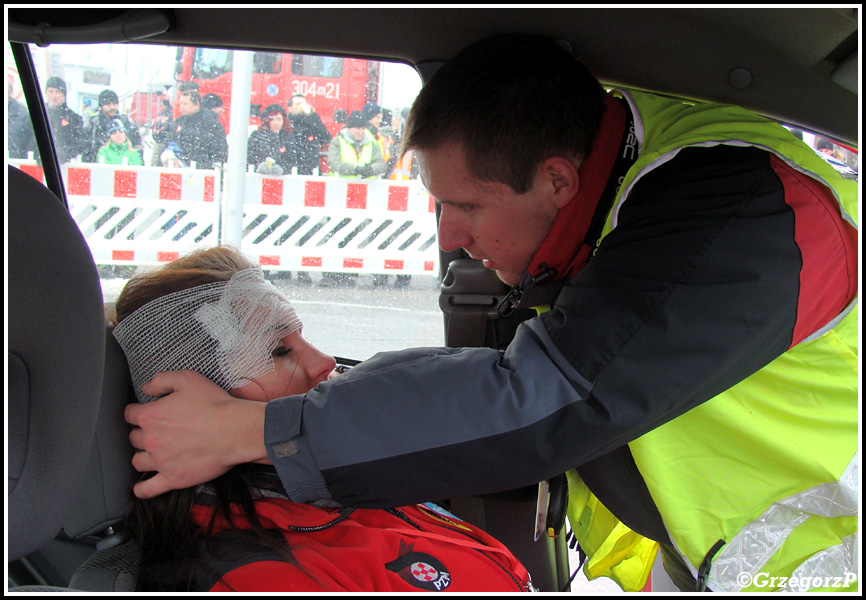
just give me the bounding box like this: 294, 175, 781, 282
8, 78, 36, 160
378, 126, 396, 166
327, 110, 386, 179
81, 97, 98, 121
201, 93, 224, 116
165, 90, 228, 169
390, 107, 408, 137
151, 99, 174, 166
322, 109, 386, 287
96, 119, 144, 166
362, 101, 390, 164
816, 138, 847, 163
44, 76, 86, 163
386, 107, 419, 181
83, 89, 143, 163
288, 94, 331, 175
247, 104, 298, 176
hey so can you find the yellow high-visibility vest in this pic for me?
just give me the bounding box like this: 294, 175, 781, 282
560, 89, 858, 592
331, 135, 376, 179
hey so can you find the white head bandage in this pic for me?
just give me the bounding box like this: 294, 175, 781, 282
113, 268, 302, 403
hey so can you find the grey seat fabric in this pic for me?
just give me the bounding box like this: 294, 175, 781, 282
7, 586, 85, 592
63, 331, 137, 540
62, 331, 142, 591
8, 165, 106, 561
69, 539, 141, 592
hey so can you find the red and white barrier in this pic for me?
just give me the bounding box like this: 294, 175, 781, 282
64, 165, 217, 203
10, 161, 217, 202
10, 161, 439, 275
243, 174, 438, 275
245, 173, 435, 213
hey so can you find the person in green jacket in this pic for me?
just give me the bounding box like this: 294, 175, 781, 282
96, 119, 144, 166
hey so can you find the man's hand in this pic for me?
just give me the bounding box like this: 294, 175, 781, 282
124, 370, 269, 499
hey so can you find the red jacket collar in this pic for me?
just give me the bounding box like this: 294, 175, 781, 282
526, 94, 626, 281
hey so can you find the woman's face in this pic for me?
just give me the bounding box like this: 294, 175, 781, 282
110, 129, 127, 144
229, 329, 336, 402
268, 113, 284, 132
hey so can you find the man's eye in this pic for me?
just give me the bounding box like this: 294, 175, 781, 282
272, 346, 292, 357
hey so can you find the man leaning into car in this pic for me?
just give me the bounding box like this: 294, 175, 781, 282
125, 33, 858, 593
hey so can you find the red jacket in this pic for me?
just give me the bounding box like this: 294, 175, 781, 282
190, 498, 532, 592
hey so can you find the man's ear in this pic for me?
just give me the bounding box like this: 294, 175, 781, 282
540, 156, 580, 209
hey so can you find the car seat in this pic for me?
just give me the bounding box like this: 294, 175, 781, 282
62, 331, 140, 591
8, 166, 106, 569
8, 165, 143, 592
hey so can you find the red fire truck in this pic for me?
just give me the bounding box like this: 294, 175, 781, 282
128, 84, 170, 127
173, 47, 381, 138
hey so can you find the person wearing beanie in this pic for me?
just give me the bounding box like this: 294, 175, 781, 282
362, 101, 382, 127
346, 109, 367, 129
288, 94, 331, 175
327, 110, 386, 178
44, 76, 86, 163
165, 90, 228, 169
362, 101, 391, 164
83, 88, 143, 163
201, 93, 224, 114
246, 103, 298, 175
99, 89, 119, 109
106, 119, 125, 135
96, 119, 143, 166
45, 76, 66, 96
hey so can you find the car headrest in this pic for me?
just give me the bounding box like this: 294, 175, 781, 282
8, 166, 105, 560
63, 329, 138, 539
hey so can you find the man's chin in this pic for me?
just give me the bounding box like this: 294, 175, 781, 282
479, 259, 520, 287
494, 269, 521, 288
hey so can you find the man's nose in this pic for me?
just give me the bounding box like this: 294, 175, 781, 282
437, 207, 470, 252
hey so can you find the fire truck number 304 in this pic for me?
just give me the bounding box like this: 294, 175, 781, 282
292, 80, 341, 99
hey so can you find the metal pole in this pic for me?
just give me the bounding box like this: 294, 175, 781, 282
220, 49, 254, 247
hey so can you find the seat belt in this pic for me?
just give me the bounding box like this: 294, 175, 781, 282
439, 258, 511, 348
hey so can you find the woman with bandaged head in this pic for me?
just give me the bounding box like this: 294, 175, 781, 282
111, 246, 532, 592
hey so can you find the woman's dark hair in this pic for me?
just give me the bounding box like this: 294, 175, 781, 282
259, 104, 290, 133
115, 247, 301, 591
402, 33, 607, 193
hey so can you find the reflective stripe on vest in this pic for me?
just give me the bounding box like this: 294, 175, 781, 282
784, 533, 857, 592
710, 453, 858, 592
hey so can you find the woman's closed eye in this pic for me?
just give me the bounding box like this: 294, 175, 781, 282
272, 345, 293, 357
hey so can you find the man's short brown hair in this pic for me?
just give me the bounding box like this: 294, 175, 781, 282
180, 90, 202, 105
402, 34, 606, 193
